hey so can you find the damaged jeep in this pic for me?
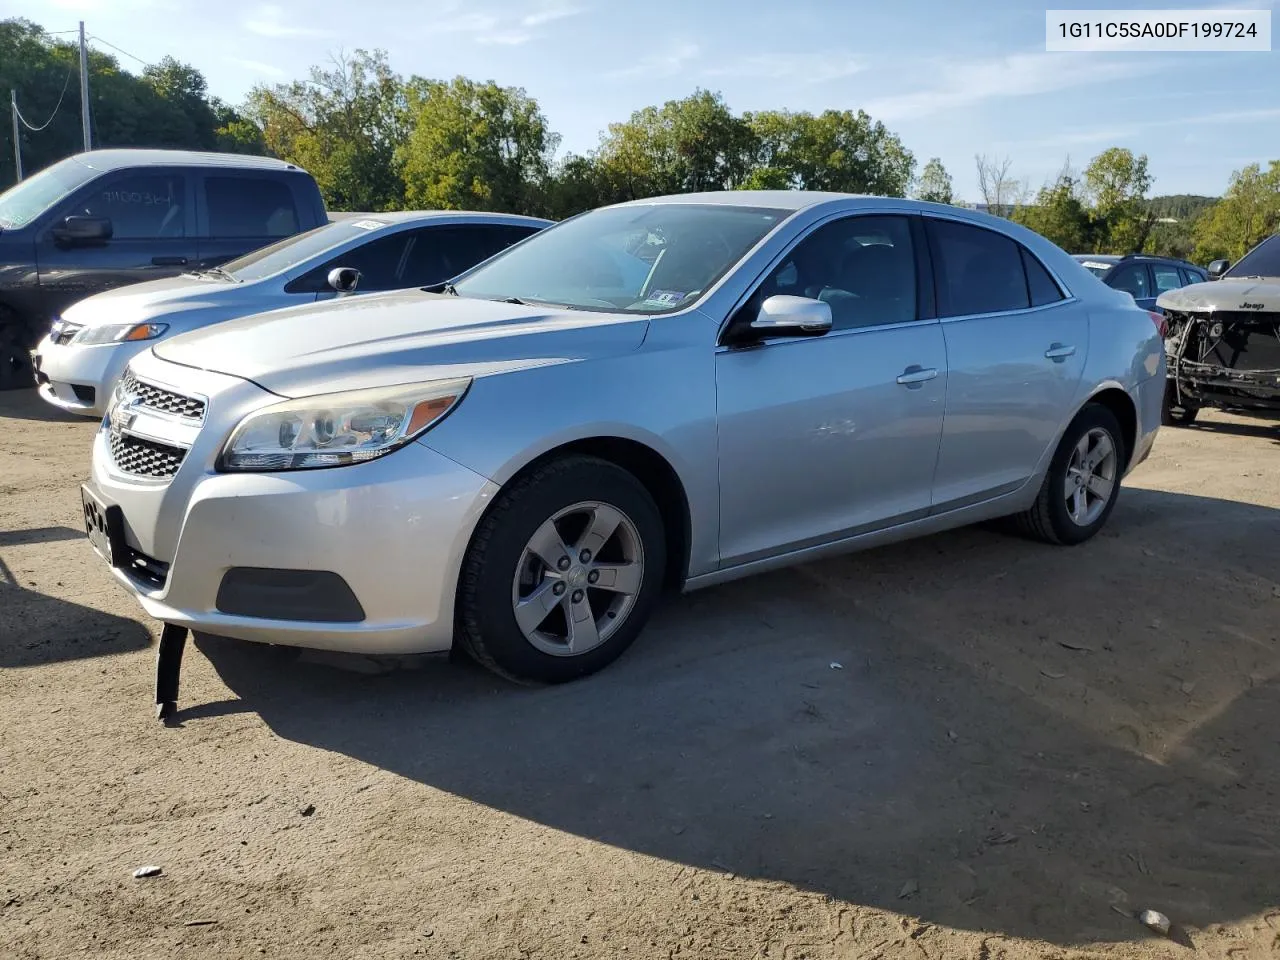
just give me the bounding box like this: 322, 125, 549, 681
1156, 234, 1280, 425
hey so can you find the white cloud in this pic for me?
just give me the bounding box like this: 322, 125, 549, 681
244, 4, 335, 39
606, 41, 699, 80
862, 50, 1163, 122
521, 4, 583, 27
431, 3, 584, 46
1010, 107, 1280, 152
703, 53, 864, 84
233, 58, 287, 78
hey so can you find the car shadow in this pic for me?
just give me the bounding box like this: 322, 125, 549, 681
195, 487, 1280, 949
0, 532, 153, 667
0, 386, 95, 423
1179, 416, 1280, 443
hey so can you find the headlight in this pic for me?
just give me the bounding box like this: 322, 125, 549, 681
74, 322, 169, 345
219, 379, 471, 472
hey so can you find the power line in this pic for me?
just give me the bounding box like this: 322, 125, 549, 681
14, 57, 76, 133
86, 33, 150, 67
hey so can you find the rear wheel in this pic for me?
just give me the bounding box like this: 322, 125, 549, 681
1013, 404, 1125, 546
457, 455, 665, 683
1161, 379, 1199, 426
0, 308, 36, 392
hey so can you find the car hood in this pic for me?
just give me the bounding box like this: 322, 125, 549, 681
151, 290, 650, 398
1157, 277, 1280, 313
62, 274, 263, 325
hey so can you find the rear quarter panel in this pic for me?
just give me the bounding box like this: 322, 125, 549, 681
1079, 295, 1165, 470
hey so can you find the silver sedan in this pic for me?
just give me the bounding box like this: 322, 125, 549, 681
33, 211, 550, 416
83, 192, 1165, 683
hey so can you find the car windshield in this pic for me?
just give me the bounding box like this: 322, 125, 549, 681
0, 156, 97, 229
1075, 257, 1115, 279
451, 203, 788, 313
1224, 234, 1280, 279
219, 219, 390, 282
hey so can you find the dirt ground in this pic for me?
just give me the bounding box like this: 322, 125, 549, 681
1, 387, 1278, 960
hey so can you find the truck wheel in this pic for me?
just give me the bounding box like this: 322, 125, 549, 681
0, 306, 37, 392
1161, 380, 1199, 426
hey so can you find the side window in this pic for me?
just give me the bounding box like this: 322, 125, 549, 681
752, 215, 917, 331
1109, 263, 1151, 299
66, 172, 187, 239
401, 225, 543, 287
287, 233, 412, 294
1179, 267, 1204, 286
1152, 264, 1183, 294
1020, 247, 1065, 307
928, 218, 1030, 317
206, 177, 299, 239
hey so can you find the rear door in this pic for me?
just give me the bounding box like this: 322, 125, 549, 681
1151, 262, 1187, 310
34, 167, 196, 322
926, 217, 1088, 511
195, 173, 301, 270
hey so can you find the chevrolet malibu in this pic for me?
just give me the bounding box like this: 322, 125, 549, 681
84, 192, 1165, 683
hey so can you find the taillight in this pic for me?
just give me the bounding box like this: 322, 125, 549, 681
1147, 310, 1168, 337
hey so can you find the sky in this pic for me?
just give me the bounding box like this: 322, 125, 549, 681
19, 0, 1280, 200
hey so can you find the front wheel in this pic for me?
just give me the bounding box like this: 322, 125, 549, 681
0, 312, 36, 392
1161, 380, 1199, 426
1013, 404, 1125, 546
456, 455, 666, 683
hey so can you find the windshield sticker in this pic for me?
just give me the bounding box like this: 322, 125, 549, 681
642, 290, 687, 308
351, 219, 386, 230
1082, 261, 1112, 271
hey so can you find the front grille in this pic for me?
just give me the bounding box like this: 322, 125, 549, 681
109, 431, 187, 479
121, 372, 206, 421
53, 323, 82, 345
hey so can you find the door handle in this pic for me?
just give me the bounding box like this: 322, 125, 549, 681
896, 365, 938, 387
1044, 343, 1076, 362
151, 256, 188, 266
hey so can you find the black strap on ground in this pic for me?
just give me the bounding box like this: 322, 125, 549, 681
154, 623, 188, 722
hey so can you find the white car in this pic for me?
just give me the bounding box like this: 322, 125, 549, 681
32, 211, 550, 416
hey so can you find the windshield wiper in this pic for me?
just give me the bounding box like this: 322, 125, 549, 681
423, 281, 458, 295
496, 296, 527, 305
187, 265, 237, 281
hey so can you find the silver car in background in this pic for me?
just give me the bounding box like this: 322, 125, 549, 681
82, 192, 1164, 683
33, 211, 551, 416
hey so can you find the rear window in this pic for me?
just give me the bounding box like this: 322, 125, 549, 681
206, 177, 299, 238
928, 219, 1030, 317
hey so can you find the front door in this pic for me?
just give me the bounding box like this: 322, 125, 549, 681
34, 168, 196, 324
715, 214, 947, 567
925, 217, 1088, 511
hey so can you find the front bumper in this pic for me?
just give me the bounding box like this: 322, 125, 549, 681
1169, 360, 1280, 412
33, 335, 152, 417
88, 355, 499, 654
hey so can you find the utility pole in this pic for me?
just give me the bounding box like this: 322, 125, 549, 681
78, 20, 91, 151
10, 90, 21, 181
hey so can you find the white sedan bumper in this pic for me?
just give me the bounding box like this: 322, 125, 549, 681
33, 335, 152, 417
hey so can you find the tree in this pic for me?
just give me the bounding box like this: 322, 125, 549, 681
746, 108, 914, 196
1013, 172, 1093, 252
246, 50, 409, 211
914, 157, 953, 204
1084, 147, 1154, 253
397, 76, 557, 213
974, 155, 1023, 215
596, 90, 754, 201
1192, 161, 1280, 263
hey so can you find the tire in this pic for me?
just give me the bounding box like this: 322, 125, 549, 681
1160, 379, 1199, 426
457, 455, 666, 684
1013, 404, 1126, 546
0, 312, 36, 392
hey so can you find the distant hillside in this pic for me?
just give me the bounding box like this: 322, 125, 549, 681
1146, 194, 1219, 221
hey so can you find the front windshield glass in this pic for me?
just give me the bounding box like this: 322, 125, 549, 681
1224, 234, 1280, 279
452, 203, 788, 313
0, 156, 95, 229
220, 219, 389, 282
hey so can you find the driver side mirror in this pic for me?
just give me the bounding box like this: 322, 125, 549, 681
749, 295, 832, 338
327, 266, 361, 295
1207, 259, 1229, 281
52, 215, 112, 246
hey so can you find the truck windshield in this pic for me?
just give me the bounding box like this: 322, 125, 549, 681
1224, 235, 1280, 279
0, 157, 97, 229
219, 219, 389, 282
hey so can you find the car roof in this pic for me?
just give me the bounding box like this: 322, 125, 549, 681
326, 210, 553, 226
611, 190, 879, 212
69, 149, 304, 173
1073, 254, 1121, 264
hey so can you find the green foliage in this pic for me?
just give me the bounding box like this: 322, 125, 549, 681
1191, 161, 1280, 263
246, 50, 409, 212
398, 76, 558, 214
745, 108, 915, 196
1, 20, 263, 189
914, 158, 953, 205
1084, 147, 1154, 253
1012, 174, 1093, 253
